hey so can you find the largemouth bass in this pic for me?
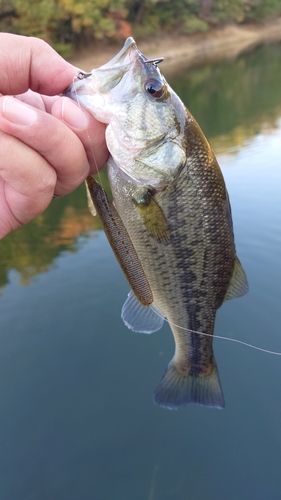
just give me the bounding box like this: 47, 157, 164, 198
67, 37, 248, 409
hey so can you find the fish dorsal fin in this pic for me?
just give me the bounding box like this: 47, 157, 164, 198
121, 291, 164, 334
86, 176, 153, 306
224, 257, 249, 301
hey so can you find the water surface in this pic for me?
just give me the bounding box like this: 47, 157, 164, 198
0, 43, 281, 500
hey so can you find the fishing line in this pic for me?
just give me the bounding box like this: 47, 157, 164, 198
71, 75, 281, 359
72, 75, 110, 203
152, 307, 281, 357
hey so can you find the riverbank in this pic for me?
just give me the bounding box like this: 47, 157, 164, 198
71, 17, 281, 73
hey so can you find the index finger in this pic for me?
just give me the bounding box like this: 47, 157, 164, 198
0, 33, 76, 96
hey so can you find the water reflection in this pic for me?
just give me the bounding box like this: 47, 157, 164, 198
0, 42, 281, 500
1, 43, 281, 290
0, 184, 102, 289
171, 43, 281, 141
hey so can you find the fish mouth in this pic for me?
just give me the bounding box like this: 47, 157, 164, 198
65, 37, 164, 105
99, 37, 164, 70
67, 37, 164, 90
99, 37, 164, 68
99, 36, 138, 69
65, 37, 139, 98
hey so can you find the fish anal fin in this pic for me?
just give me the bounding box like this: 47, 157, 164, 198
224, 257, 249, 302
86, 176, 153, 306
121, 291, 164, 334
154, 360, 224, 409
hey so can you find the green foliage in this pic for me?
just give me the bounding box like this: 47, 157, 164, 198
55, 0, 120, 40
246, 0, 281, 20
181, 15, 209, 34
2, 0, 128, 53
1, 0, 281, 55
12, 0, 56, 38
133, 13, 160, 37
210, 0, 247, 23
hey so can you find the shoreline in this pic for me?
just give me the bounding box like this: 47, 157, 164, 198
71, 17, 281, 73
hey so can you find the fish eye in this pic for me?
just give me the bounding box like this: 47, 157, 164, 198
145, 79, 165, 99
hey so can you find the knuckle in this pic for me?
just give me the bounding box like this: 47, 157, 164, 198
28, 37, 50, 53
0, 130, 13, 152
37, 168, 57, 196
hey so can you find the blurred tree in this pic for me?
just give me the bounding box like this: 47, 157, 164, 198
246, 0, 281, 20
0, 0, 16, 32
5, 0, 129, 55
209, 0, 247, 23
0, 0, 281, 56
12, 0, 56, 38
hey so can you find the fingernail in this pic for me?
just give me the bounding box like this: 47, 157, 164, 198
1, 96, 37, 125
61, 97, 89, 129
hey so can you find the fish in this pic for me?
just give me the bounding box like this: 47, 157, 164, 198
66, 37, 248, 409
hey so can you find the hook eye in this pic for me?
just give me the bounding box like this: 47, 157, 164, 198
76, 71, 92, 80
144, 58, 164, 65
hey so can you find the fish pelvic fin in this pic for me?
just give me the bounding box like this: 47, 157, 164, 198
121, 290, 164, 334
154, 359, 225, 410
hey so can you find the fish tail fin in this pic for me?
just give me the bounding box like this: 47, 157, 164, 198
154, 359, 224, 410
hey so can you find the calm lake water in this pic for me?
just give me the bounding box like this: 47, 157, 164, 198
1, 43, 281, 500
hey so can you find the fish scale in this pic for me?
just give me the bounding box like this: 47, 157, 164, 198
108, 124, 234, 365
67, 36, 248, 409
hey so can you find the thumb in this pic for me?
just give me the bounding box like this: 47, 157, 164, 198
0, 33, 77, 96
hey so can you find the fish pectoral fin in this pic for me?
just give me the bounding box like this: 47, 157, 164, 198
132, 189, 170, 242
85, 180, 97, 216
154, 359, 224, 409
137, 201, 170, 242
121, 290, 165, 334
224, 256, 249, 301
86, 176, 153, 306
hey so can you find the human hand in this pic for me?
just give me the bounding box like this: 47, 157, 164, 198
0, 33, 108, 239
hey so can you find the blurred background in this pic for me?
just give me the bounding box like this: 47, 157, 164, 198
1, 0, 281, 56
1, 2, 281, 500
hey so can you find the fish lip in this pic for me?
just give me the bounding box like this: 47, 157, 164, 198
65, 38, 141, 98
67, 37, 138, 92
98, 36, 164, 68
98, 36, 138, 70
95, 37, 164, 72
65, 37, 164, 99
